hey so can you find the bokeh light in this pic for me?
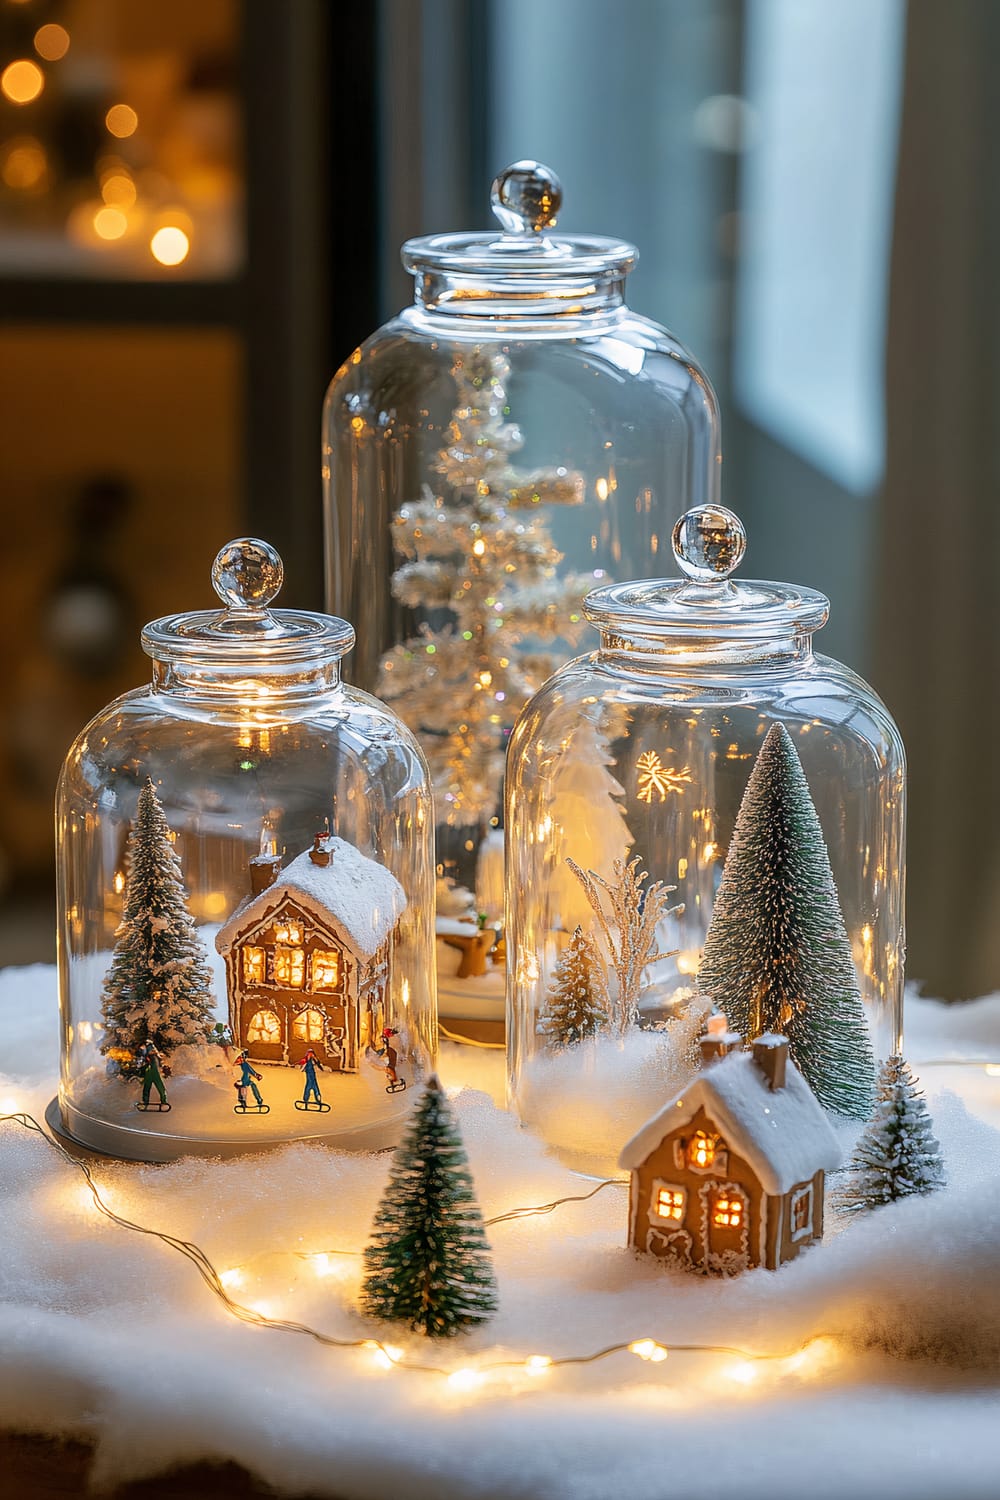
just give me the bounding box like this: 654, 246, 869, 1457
1, 137, 48, 191
101, 173, 136, 208
93, 206, 128, 241
2, 60, 45, 105
150, 225, 190, 266
105, 104, 138, 139
34, 24, 70, 62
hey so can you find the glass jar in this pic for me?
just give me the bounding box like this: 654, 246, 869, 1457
51, 539, 435, 1163
505, 505, 905, 1175
322, 159, 722, 893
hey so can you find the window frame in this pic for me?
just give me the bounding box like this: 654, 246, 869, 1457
651, 1179, 687, 1225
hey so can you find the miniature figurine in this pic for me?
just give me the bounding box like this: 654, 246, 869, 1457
134, 1041, 171, 1112
294, 1047, 331, 1112
380, 1027, 406, 1094
234, 1049, 268, 1114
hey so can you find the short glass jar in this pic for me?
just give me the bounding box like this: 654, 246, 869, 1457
505, 505, 905, 1174
322, 159, 722, 894
52, 539, 435, 1162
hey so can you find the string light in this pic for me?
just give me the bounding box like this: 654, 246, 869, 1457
2, 60, 44, 105
0, 1111, 839, 1391
150, 226, 190, 266
105, 104, 138, 139
34, 24, 70, 61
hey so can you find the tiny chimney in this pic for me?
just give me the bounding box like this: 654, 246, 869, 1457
249, 826, 282, 895
699, 1011, 742, 1066
309, 831, 333, 868
752, 1033, 789, 1091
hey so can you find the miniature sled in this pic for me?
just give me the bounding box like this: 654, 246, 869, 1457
234, 1102, 270, 1115
294, 1099, 331, 1112
385, 1079, 407, 1094
135, 1100, 172, 1112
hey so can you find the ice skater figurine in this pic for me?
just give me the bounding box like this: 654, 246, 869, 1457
235, 1049, 264, 1106
381, 1027, 406, 1093
137, 1042, 168, 1106
300, 1048, 324, 1104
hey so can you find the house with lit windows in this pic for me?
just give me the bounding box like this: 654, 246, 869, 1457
215, 833, 407, 1071
618, 1031, 842, 1273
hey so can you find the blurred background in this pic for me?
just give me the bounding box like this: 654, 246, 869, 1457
0, 0, 994, 1000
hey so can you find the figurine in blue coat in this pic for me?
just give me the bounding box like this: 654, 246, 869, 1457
300, 1048, 324, 1105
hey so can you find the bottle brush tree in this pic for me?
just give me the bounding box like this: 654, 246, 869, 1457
543, 925, 608, 1047
697, 722, 876, 1118
100, 778, 215, 1062
361, 1075, 497, 1338
836, 1054, 946, 1211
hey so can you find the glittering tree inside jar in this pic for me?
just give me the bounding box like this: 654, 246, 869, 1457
697, 722, 876, 1119
100, 778, 215, 1066
378, 347, 590, 832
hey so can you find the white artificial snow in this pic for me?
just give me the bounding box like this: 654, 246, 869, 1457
216, 836, 406, 962
2, 968, 1000, 1498
619, 1047, 843, 1194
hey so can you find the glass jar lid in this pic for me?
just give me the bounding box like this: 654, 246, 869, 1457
402, 160, 636, 291
583, 505, 830, 645
141, 538, 355, 668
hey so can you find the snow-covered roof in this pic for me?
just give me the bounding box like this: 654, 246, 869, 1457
618, 1047, 842, 1196
216, 837, 406, 963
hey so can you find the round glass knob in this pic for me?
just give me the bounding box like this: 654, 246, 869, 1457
491, 160, 563, 235
212, 538, 284, 611
671, 505, 747, 583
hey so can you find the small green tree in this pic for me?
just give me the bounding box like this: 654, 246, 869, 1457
361, 1076, 497, 1338
837, 1054, 946, 1211
543, 925, 608, 1047
100, 778, 215, 1061
697, 722, 875, 1118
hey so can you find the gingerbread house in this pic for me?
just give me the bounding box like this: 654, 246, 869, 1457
618, 1032, 842, 1273
216, 834, 406, 1071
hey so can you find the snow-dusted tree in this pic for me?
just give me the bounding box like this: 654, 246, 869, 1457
378, 348, 589, 831
697, 722, 875, 1118
361, 1075, 497, 1338
836, 1055, 945, 1212
567, 855, 677, 1035
100, 778, 215, 1061
543, 926, 608, 1047
543, 713, 633, 932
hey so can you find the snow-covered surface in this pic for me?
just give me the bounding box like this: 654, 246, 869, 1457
2, 967, 1000, 1499
216, 837, 406, 962
619, 1047, 843, 1193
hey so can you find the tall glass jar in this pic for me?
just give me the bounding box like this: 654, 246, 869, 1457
506, 505, 905, 1175
52, 539, 435, 1163
322, 159, 722, 887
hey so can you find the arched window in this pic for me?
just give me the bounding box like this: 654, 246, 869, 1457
247, 1009, 281, 1044
293, 1008, 325, 1043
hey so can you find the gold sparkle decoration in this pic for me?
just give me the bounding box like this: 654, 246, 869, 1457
636, 750, 692, 804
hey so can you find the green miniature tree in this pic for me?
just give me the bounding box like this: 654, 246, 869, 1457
543, 925, 608, 1047
361, 1075, 497, 1338
100, 778, 215, 1062
697, 722, 875, 1118
836, 1054, 946, 1211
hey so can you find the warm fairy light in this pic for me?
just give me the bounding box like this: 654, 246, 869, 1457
477, 670, 493, 687
364, 1341, 403, 1370
472, 538, 486, 557
34, 23, 70, 61
675, 949, 701, 976
595, 477, 610, 501
102, 172, 137, 208
220, 1268, 244, 1290
2, 60, 44, 105
726, 1360, 758, 1384
149, 223, 190, 265
105, 103, 138, 138
310, 1253, 335, 1277
78, 1021, 94, 1043
524, 1354, 552, 1375
702, 841, 717, 861
113, 870, 126, 895
629, 1339, 668, 1363
0, 1095, 19, 1115
1, 137, 47, 189
93, 205, 128, 241
447, 1367, 483, 1391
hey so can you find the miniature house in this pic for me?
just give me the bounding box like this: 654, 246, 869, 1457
618, 1032, 842, 1273
216, 834, 407, 1071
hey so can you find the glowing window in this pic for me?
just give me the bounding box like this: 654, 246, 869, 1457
791, 1185, 813, 1237
247, 1009, 280, 1044
273, 946, 305, 987
653, 1186, 685, 1222
712, 1194, 744, 1230
242, 946, 265, 985
311, 949, 340, 991
274, 921, 303, 945
688, 1131, 718, 1169
293, 1008, 325, 1042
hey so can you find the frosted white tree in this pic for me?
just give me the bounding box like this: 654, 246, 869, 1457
836, 1054, 946, 1212
378, 347, 589, 830
542, 926, 608, 1048
100, 779, 215, 1062
697, 722, 876, 1119
543, 714, 633, 932
567, 855, 678, 1035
